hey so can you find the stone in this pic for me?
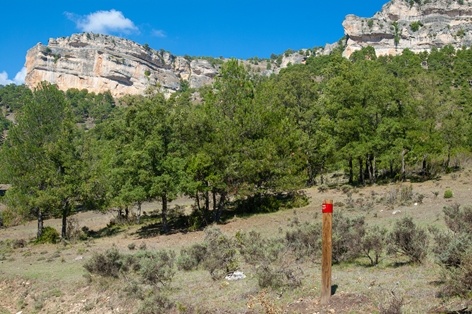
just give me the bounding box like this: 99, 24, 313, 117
341, 0, 472, 58
24, 33, 220, 98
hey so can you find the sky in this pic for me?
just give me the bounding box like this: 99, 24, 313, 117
0, 0, 389, 85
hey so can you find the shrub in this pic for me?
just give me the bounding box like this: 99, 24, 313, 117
138, 250, 176, 287
176, 243, 207, 271
138, 293, 174, 314
285, 222, 321, 260
83, 247, 124, 277
443, 204, 472, 234
128, 243, 136, 250
431, 204, 472, 297
236, 230, 302, 288
361, 225, 387, 265
387, 216, 428, 263
12, 239, 27, 249
35, 226, 60, 244
444, 190, 453, 199
332, 213, 365, 263
202, 227, 238, 280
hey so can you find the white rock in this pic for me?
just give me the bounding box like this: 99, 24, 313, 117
392, 210, 402, 215
225, 271, 246, 281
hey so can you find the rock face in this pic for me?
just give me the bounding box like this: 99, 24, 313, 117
25, 33, 220, 97
342, 0, 472, 58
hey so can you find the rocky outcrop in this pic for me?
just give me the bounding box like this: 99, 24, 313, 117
342, 0, 472, 58
24, 33, 308, 97
25, 33, 220, 97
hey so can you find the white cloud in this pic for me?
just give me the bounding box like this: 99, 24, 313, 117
152, 29, 166, 38
0, 67, 27, 85
66, 9, 138, 34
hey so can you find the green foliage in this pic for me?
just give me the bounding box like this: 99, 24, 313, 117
144, 70, 150, 77
410, 21, 423, 32
34, 226, 59, 244
444, 189, 453, 198
388, 216, 428, 263
367, 19, 374, 29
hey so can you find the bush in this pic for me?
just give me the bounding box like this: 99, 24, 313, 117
138, 250, 176, 287
332, 213, 365, 263
138, 293, 174, 314
388, 216, 428, 263
431, 204, 472, 297
202, 227, 238, 280
444, 190, 453, 199
285, 222, 321, 260
176, 243, 207, 271
83, 247, 124, 277
35, 226, 59, 244
360, 225, 387, 265
236, 230, 302, 288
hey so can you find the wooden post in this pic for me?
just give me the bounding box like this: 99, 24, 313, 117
321, 199, 333, 305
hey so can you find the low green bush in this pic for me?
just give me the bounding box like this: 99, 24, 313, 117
35, 226, 59, 244
444, 190, 453, 199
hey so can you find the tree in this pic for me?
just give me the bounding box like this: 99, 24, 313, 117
185, 60, 306, 223
101, 93, 186, 231
0, 82, 82, 238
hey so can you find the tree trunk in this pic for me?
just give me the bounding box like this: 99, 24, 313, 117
61, 200, 69, 239
62, 210, 67, 239
422, 154, 428, 179
136, 202, 142, 224
125, 206, 129, 219
37, 208, 43, 239
214, 192, 227, 223
320, 160, 325, 185
373, 155, 377, 184
366, 154, 373, 185
161, 194, 168, 232
348, 157, 353, 184
358, 156, 365, 186
446, 147, 451, 170
401, 149, 407, 182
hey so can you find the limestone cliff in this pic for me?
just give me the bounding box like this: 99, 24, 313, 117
342, 0, 472, 58
24, 33, 220, 97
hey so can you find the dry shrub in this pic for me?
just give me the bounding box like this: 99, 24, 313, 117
202, 227, 238, 280
332, 213, 365, 263
236, 230, 303, 289
361, 225, 387, 265
138, 250, 176, 287
378, 287, 404, 314
285, 222, 321, 260
138, 293, 174, 314
176, 243, 207, 271
83, 247, 124, 277
387, 216, 428, 263
246, 289, 282, 314
431, 204, 472, 297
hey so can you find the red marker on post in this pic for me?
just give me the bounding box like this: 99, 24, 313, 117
321, 199, 333, 305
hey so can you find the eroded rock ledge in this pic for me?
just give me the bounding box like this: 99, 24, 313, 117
342, 0, 472, 58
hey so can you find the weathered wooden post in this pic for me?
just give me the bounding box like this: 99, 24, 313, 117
321, 199, 333, 304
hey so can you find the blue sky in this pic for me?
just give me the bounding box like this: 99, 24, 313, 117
0, 0, 388, 85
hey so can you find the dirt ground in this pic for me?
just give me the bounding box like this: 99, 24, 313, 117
1, 167, 472, 313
